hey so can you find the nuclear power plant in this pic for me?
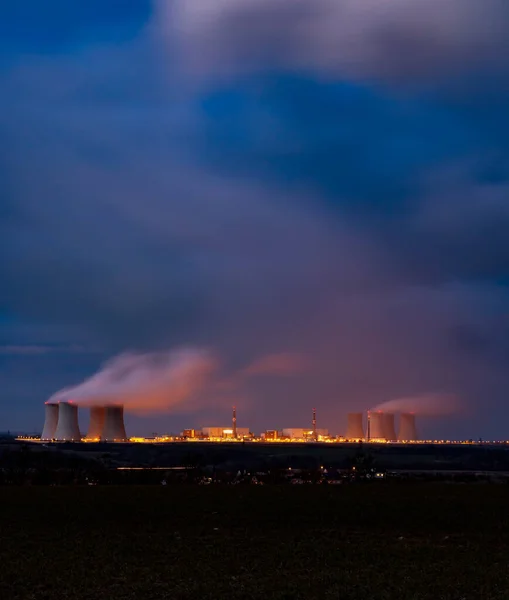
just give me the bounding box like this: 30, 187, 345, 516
53, 401, 81, 441
345, 413, 365, 439
368, 411, 385, 440
382, 413, 397, 441
398, 413, 418, 441
38, 401, 425, 444
86, 406, 106, 440
102, 406, 128, 441
41, 402, 128, 442
41, 403, 59, 440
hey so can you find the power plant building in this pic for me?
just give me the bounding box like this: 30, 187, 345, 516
345, 413, 365, 439
41, 403, 59, 440
368, 411, 385, 440
86, 406, 106, 440
201, 427, 250, 439
398, 413, 418, 441
54, 401, 81, 441
102, 405, 128, 441
382, 413, 397, 441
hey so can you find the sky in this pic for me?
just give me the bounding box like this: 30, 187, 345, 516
1, 1, 509, 438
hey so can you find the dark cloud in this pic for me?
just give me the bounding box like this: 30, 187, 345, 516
1, 2, 509, 437
167, 0, 509, 88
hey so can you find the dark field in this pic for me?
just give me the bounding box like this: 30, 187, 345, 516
1, 484, 509, 600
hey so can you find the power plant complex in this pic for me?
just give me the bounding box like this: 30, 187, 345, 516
42, 402, 127, 442
39, 403, 420, 444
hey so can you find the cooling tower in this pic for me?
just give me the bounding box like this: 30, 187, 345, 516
102, 405, 127, 441
398, 413, 418, 441
54, 402, 81, 441
345, 413, 365, 439
382, 413, 397, 441
368, 411, 385, 440
86, 406, 106, 440
41, 403, 59, 440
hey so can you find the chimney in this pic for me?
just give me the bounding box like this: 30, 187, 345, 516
102, 405, 127, 441
232, 405, 237, 439
368, 411, 385, 440
41, 403, 59, 440
345, 413, 364, 440
54, 401, 81, 441
312, 407, 317, 440
398, 413, 418, 441
382, 413, 397, 441
86, 406, 106, 440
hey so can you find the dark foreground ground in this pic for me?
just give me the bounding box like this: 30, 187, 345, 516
1, 484, 508, 600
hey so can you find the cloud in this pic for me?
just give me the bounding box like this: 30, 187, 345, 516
0, 344, 99, 356
241, 353, 310, 377
165, 0, 509, 88
1, 3, 509, 439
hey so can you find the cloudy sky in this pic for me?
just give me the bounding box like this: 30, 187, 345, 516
1, 1, 509, 438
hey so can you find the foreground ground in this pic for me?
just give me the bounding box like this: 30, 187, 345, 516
1, 484, 508, 600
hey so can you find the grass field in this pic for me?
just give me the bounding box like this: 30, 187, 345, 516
1, 484, 508, 599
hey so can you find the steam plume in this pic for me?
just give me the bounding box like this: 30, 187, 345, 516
48, 348, 307, 414
371, 393, 461, 416
48, 349, 218, 414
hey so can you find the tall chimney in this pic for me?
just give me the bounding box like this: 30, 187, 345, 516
382, 413, 397, 441
368, 411, 385, 440
398, 413, 418, 441
41, 403, 59, 440
86, 406, 106, 440
102, 405, 127, 441
312, 407, 317, 440
232, 405, 237, 439
54, 401, 81, 441
345, 413, 364, 440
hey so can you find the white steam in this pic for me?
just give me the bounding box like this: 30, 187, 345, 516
371, 393, 461, 416
49, 348, 218, 413
48, 349, 308, 414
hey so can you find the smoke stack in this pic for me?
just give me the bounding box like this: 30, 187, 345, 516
232, 405, 237, 439
382, 413, 397, 441
398, 413, 418, 441
86, 406, 106, 440
345, 413, 364, 439
102, 405, 127, 441
41, 403, 59, 440
312, 407, 317, 440
368, 411, 385, 440
54, 401, 81, 441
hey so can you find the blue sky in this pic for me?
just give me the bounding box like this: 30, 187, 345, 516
1, 0, 509, 438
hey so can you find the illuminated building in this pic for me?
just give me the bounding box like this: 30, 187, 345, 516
102, 405, 128, 442
382, 413, 397, 441
345, 413, 364, 439
86, 406, 106, 440
41, 403, 59, 440
54, 401, 81, 441
398, 413, 418, 441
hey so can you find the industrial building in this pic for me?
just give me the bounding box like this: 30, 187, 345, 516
41, 403, 59, 440
53, 401, 81, 441
86, 406, 106, 440
382, 413, 397, 441
201, 426, 251, 439
345, 413, 364, 439
398, 413, 418, 441
281, 428, 329, 440
41, 402, 128, 442
37, 401, 428, 444
367, 411, 385, 440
